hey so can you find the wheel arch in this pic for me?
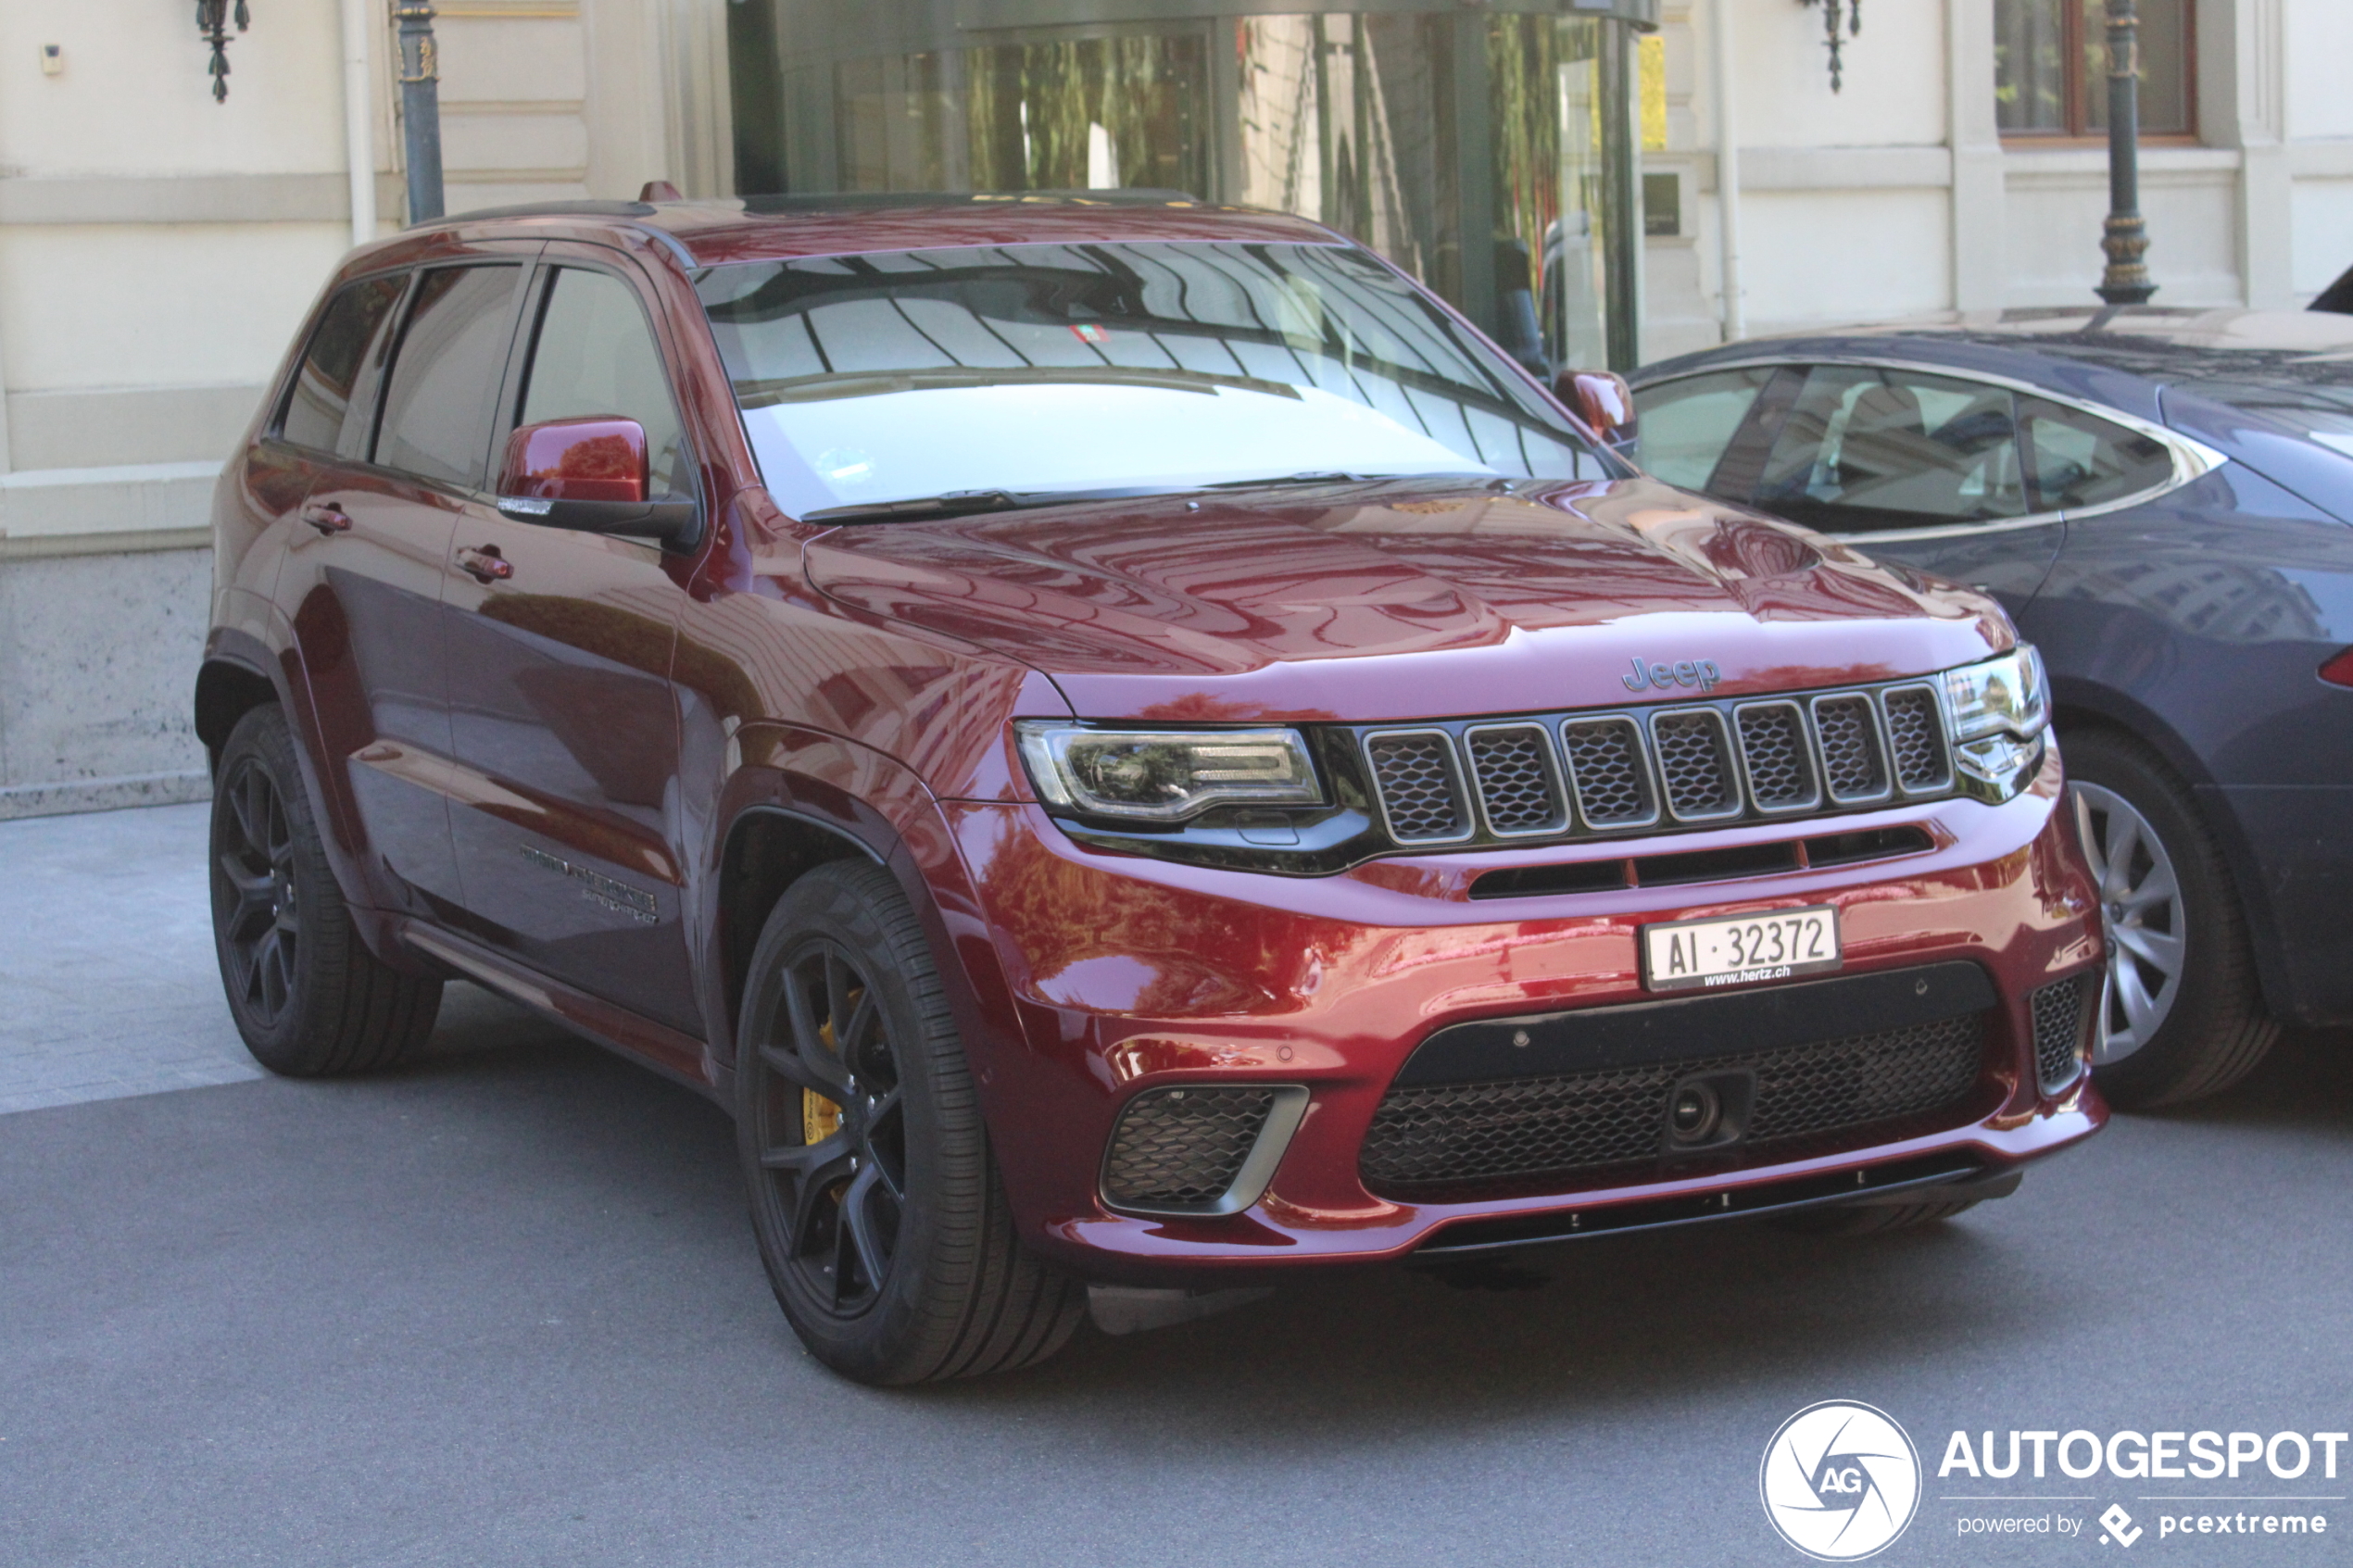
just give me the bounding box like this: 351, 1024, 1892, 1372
698, 733, 1037, 1164
714, 804, 882, 1052
194, 650, 283, 776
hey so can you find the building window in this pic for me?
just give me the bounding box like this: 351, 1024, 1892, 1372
1994, 0, 2194, 139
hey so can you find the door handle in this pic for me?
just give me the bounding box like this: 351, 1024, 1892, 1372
456, 545, 513, 583
300, 502, 353, 535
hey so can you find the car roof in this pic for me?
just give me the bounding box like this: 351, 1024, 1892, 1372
1635, 306, 2353, 418
370, 191, 1346, 271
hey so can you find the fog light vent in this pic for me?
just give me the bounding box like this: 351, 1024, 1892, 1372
1101, 1085, 1310, 1217
2031, 974, 2092, 1093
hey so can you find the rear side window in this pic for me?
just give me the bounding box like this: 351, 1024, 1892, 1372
280, 275, 406, 458
374, 265, 522, 488
1755, 365, 2026, 532
517, 268, 694, 498
1635, 368, 1775, 493
2020, 396, 2174, 510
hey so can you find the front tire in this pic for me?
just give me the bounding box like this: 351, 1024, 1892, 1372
2065, 728, 2277, 1109
735, 859, 1082, 1385
208, 704, 441, 1075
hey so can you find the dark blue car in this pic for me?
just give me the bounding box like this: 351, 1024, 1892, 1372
1630, 307, 2353, 1109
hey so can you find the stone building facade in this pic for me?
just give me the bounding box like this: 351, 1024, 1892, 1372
0, 0, 2344, 816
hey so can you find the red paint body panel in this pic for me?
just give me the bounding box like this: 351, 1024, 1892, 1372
937, 747, 2101, 1280
200, 198, 2108, 1287
804, 479, 2013, 725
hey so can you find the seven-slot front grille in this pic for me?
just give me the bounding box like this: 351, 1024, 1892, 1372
2031, 974, 2092, 1092
1359, 1012, 1988, 1195
1358, 678, 1956, 851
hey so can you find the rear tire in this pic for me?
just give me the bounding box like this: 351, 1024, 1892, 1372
735, 859, 1083, 1385
2064, 728, 2277, 1109
208, 704, 442, 1075
1773, 1198, 1980, 1236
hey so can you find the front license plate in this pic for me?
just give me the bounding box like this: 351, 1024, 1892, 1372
1640, 906, 1842, 993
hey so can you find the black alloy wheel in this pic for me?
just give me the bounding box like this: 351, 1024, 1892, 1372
207, 704, 441, 1075
746, 938, 909, 1316
735, 859, 1083, 1384
216, 749, 302, 1030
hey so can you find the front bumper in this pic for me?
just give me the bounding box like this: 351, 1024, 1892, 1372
940, 749, 2105, 1286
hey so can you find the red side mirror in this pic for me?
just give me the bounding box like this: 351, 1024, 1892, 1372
1552, 369, 1639, 457
499, 417, 648, 505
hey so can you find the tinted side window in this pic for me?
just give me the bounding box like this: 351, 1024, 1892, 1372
375, 266, 522, 488
2020, 396, 2174, 510
517, 268, 692, 496
280, 275, 407, 458
1635, 368, 1775, 493
1755, 366, 2025, 533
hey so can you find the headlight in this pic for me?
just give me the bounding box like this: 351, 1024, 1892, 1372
1015, 723, 1323, 822
1943, 645, 2047, 741
1941, 646, 2050, 799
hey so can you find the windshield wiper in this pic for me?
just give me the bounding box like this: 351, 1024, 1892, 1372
1200, 470, 1372, 489
805, 484, 1190, 525
804, 490, 1020, 523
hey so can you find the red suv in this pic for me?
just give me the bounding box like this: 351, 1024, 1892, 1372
198, 194, 2106, 1384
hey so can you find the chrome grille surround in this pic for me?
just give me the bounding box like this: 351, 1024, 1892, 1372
1353, 676, 1966, 853
1559, 716, 1661, 830
1732, 700, 1822, 815
1881, 683, 1956, 796
1647, 708, 1745, 824
1463, 723, 1570, 838
1808, 692, 1894, 806
1362, 728, 1475, 845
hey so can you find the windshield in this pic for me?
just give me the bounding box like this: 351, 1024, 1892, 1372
694, 241, 1618, 518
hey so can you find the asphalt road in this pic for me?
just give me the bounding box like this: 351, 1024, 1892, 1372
4, 807, 2351, 1567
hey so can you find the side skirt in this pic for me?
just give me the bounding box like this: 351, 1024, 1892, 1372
399, 921, 721, 1100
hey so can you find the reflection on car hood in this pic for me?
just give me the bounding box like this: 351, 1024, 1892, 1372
801, 476, 2010, 721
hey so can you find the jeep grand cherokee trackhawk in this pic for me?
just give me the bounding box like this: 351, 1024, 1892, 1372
197, 193, 2106, 1384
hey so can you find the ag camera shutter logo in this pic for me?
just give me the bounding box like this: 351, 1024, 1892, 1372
1760, 1400, 1922, 1561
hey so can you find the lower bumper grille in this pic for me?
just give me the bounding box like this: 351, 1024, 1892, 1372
2031, 974, 2093, 1092
1101, 1085, 1309, 1216
1360, 1013, 1987, 1196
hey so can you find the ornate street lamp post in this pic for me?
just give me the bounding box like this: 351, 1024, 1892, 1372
194, 0, 250, 102
395, 1, 446, 223
2095, 0, 2157, 305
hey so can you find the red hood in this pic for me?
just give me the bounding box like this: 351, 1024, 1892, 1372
801, 477, 2011, 722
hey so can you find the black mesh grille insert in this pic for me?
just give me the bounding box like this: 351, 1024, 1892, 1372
1366, 733, 1467, 842
2031, 975, 2090, 1092
1813, 695, 1890, 801
1737, 702, 1817, 810
1562, 718, 1655, 826
1882, 686, 1951, 792
1466, 725, 1567, 834
1102, 1086, 1276, 1210
1652, 710, 1740, 820
1359, 1013, 1986, 1194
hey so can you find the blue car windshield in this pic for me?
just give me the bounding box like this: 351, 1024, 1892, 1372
694, 241, 1618, 518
